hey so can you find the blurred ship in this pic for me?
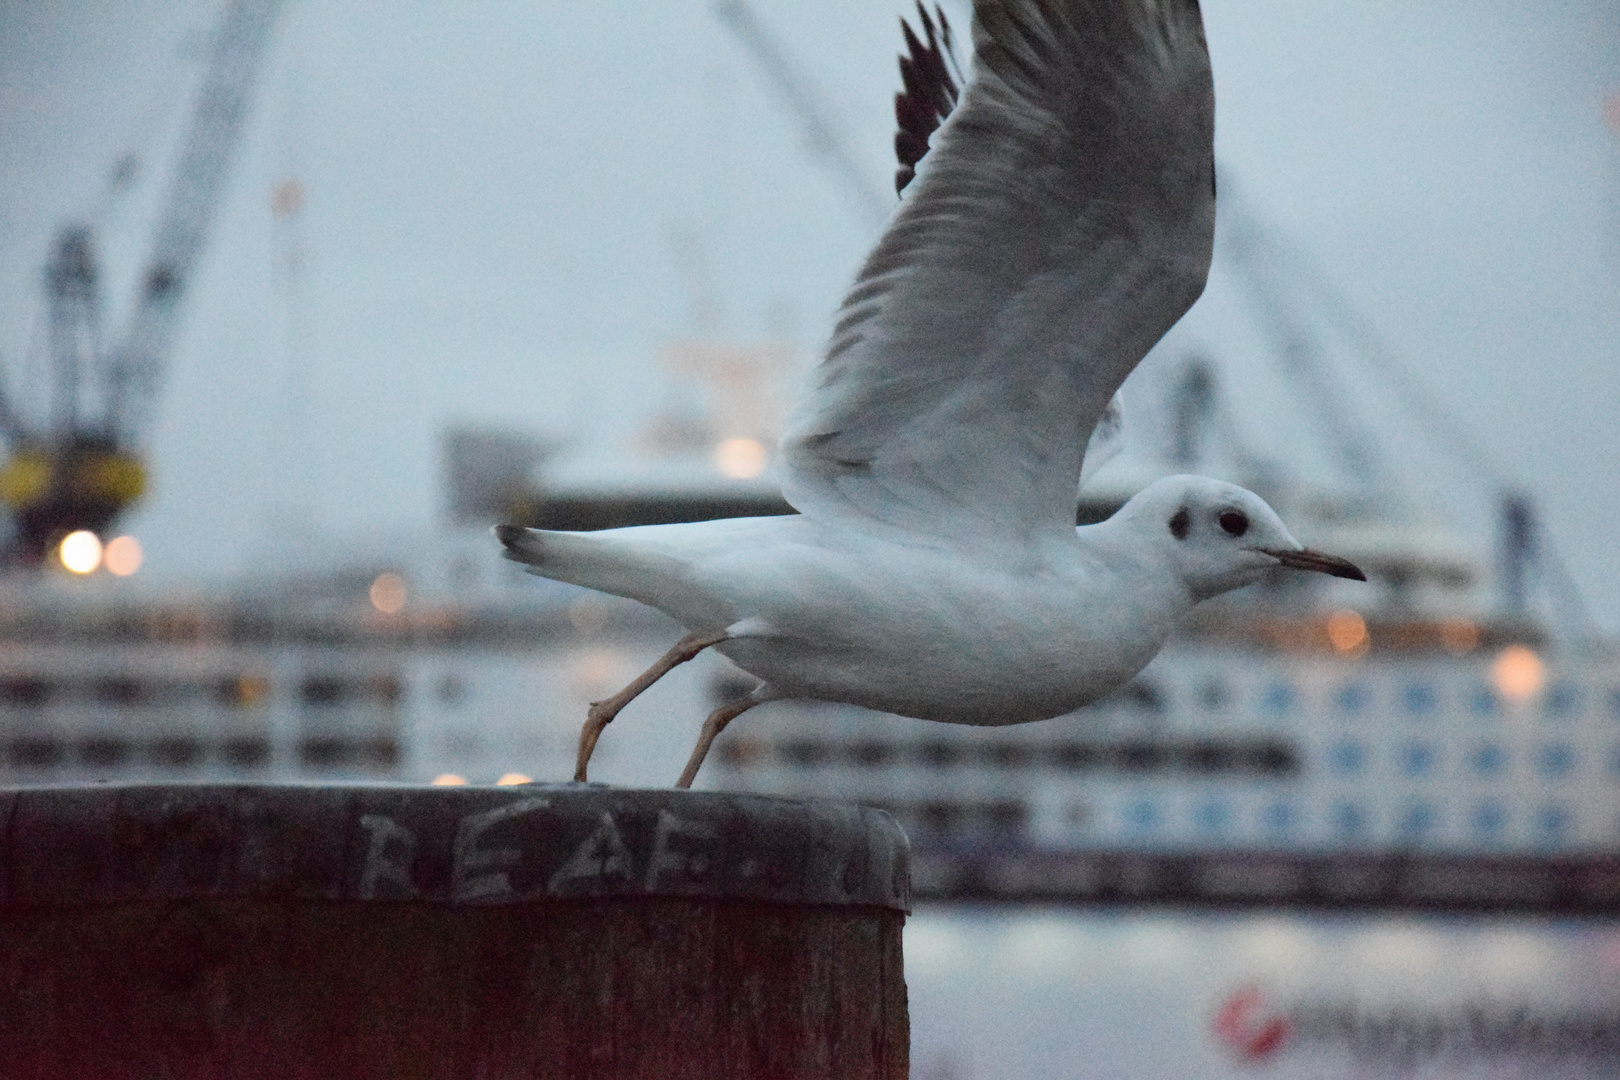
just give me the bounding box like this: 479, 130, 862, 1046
0, 341, 1614, 915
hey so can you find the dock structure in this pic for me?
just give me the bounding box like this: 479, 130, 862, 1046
0, 783, 910, 1079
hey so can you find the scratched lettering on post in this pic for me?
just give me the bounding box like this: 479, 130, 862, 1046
338, 790, 901, 908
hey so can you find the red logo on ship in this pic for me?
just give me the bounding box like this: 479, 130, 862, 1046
1213, 986, 1290, 1060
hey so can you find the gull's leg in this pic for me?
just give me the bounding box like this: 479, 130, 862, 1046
575, 630, 728, 782
675, 695, 759, 789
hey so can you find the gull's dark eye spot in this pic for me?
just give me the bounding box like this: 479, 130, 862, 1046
1169, 507, 1191, 540
1219, 510, 1249, 537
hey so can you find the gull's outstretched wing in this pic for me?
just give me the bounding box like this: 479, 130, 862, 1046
778, 0, 1213, 548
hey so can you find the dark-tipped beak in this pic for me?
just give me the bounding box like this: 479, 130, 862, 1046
1260, 547, 1367, 582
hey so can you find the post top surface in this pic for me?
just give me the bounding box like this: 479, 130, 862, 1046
0, 783, 910, 911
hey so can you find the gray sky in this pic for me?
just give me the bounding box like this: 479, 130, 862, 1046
1, 2, 1617, 627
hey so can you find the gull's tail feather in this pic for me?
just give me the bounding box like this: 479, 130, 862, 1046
493, 525, 694, 608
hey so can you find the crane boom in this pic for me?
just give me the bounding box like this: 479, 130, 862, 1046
107, 0, 288, 446
713, 0, 890, 230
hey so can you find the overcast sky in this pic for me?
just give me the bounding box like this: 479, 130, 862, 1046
0, 1, 1617, 627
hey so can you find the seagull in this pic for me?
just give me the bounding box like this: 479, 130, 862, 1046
497, 0, 1365, 788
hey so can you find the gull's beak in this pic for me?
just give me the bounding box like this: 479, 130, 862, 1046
1260, 547, 1367, 582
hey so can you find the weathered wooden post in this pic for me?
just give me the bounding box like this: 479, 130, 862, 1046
0, 783, 909, 1078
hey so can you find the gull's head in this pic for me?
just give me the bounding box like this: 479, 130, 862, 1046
1120, 475, 1366, 601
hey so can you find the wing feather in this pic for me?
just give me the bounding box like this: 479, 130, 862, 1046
778, 0, 1214, 549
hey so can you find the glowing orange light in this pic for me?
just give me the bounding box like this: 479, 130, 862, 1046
495, 772, 533, 786
1326, 610, 1368, 654
1492, 645, 1545, 701
714, 437, 767, 479
369, 573, 406, 614
103, 535, 143, 576
59, 530, 102, 574
431, 774, 468, 786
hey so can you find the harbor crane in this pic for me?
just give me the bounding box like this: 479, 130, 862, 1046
0, 0, 285, 564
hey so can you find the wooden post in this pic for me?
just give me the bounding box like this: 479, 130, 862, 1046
0, 783, 910, 1079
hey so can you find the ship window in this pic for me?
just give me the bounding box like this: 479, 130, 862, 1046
1332, 802, 1366, 836
1327, 740, 1366, 776
1399, 742, 1436, 777
1469, 743, 1506, 776
984, 743, 1032, 769
1184, 741, 1234, 773
149, 737, 204, 767
717, 738, 760, 767
1609, 689, 1620, 720
849, 741, 894, 767
781, 740, 829, 767
1115, 742, 1167, 772
216, 675, 271, 708
8, 737, 60, 767
437, 674, 468, 706
1125, 799, 1159, 830
1122, 682, 1163, 712
222, 737, 271, 769
1544, 683, 1580, 719
1336, 683, 1370, 714
0, 677, 49, 708
359, 737, 400, 768
982, 801, 1027, 833
1469, 687, 1497, 717
298, 735, 400, 770
1536, 742, 1576, 778
1399, 802, 1437, 837
916, 741, 962, 768
1199, 680, 1230, 710
1261, 683, 1296, 717
1050, 743, 1099, 770
299, 674, 403, 708
1245, 741, 1299, 775
1065, 802, 1090, 827
95, 677, 148, 706
80, 736, 129, 767
1260, 802, 1295, 832
1194, 799, 1230, 831
1471, 801, 1507, 836
1402, 682, 1438, 716
371, 675, 403, 706
1536, 805, 1570, 841
709, 673, 755, 706
916, 801, 965, 834
301, 676, 346, 707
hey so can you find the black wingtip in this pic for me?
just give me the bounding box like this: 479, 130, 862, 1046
492, 524, 526, 548
893, 2, 962, 195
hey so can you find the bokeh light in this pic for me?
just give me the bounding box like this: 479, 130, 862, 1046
58, 530, 101, 574
495, 772, 533, 786
1326, 610, 1368, 655
1492, 644, 1545, 701
369, 572, 406, 614
431, 774, 468, 786
103, 535, 143, 576
714, 437, 767, 479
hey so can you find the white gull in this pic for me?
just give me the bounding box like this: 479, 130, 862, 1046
497, 0, 1364, 787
